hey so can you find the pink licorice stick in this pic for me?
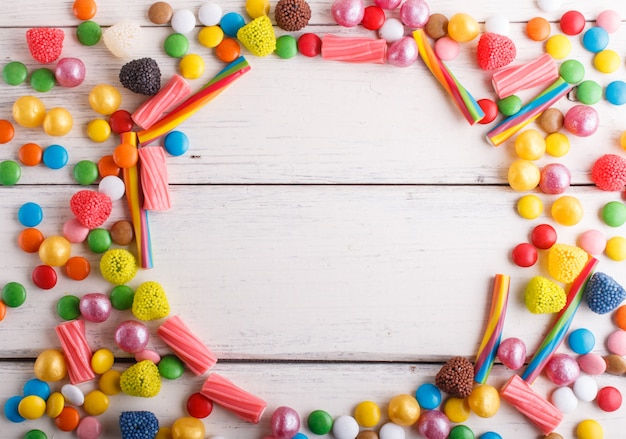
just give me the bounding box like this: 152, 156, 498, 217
132, 74, 192, 130
201, 373, 267, 423
500, 375, 563, 435
321, 34, 387, 63
491, 53, 559, 99
55, 320, 95, 384
157, 315, 217, 375
474, 274, 510, 384
138, 146, 170, 211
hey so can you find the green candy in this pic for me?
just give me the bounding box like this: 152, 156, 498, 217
164, 33, 189, 58
449, 425, 475, 439
497, 95, 522, 117
3, 61, 28, 85
30, 68, 56, 92
158, 354, 185, 379
110, 285, 134, 310
559, 59, 585, 84
275, 35, 298, 59
23, 430, 47, 439
87, 228, 112, 253
73, 160, 99, 185
77, 21, 102, 46
602, 201, 626, 227
307, 409, 333, 435
2, 282, 27, 308
575, 80, 602, 105
0, 160, 21, 186
56, 295, 81, 320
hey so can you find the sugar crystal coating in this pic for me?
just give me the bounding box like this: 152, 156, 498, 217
132, 281, 170, 321
120, 361, 161, 398
26, 28, 65, 64
69, 190, 113, 229
548, 243, 588, 283
275, 0, 312, 31
236, 15, 276, 57
119, 410, 159, 439
119, 58, 161, 96
584, 272, 626, 314
525, 276, 566, 314
591, 154, 626, 191
435, 356, 474, 398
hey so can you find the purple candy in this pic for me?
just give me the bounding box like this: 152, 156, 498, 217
497, 337, 527, 370
540, 163, 571, 194
270, 406, 300, 439
564, 104, 599, 137
417, 410, 451, 439
79, 293, 112, 323
55, 57, 86, 88
114, 320, 150, 353
399, 0, 429, 28
545, 353, 580, 385
331, 0, 365, 27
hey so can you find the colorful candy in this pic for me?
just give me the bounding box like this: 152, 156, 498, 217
157, 315, 217, 375
55, 320, 95, 384
321, 34, 387, 63
491, 53, 558, 99
200, 373, 267, 423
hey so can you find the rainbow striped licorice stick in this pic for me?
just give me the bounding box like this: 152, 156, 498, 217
137, 56, 251, 145
521, 257, 598, 384
474, 274, 510, 384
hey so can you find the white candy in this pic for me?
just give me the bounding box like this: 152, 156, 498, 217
537, 0, 562, 12
171, 9, 196, 34
573, 375, 598, 402
332, 415, 360, 439
485, 15, 511, 36
379, 18, 405, 43
198, 3, 223, 26
551, 386, 578, 413
61, 383, 85, 406
98, 175, 126, 201
379, 422, 406, 439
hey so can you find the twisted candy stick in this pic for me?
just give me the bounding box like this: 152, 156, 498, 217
132, 74, 191, 130
55, 320, 94, 384
138, 146, 170, 211
201, 373, 267, 423
321, 34, 387, 63
474, 274, 510, 384
491, 53, 558, 99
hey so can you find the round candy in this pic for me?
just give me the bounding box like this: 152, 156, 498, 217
63, 218, 89, 243
485, 15, 510, 36
73, 0, 96, 19
163, 131, 189, 156
537, 0, 562, 12
387, 394, 420, 426
73, 160, 99, 185
18, 202, 43, 227
515, 129, 545, 160
568, 328, 595, 354
57, 295, 81, 320
496, 337, 526, 370
65, 256, 91, 280
114, 320, 150, 353
42, 144, 69, 169
0, 120, 14, 145
424, 13, 448, 39
18, 144, 43, 168
540, 163, 570, 194
531, 224, 557, 249
159, 354, 185, 379
551, 386, 578, 413
56, 406, 81, 431
476, 98, 497, 124
399, 0, 429, 28
87, 119, 112, 142
3, 61, 28, 85
379, 18, 404, 43
215, 38, 240, 63
83, 390, 109, 416
447, 13, 479, 42
511, 242, 537, 267
596, 10, 621, 33
576, 419, 603, 439
43, 108, 73, 136
559, 59, 585, 84
80, 293, 112, 323
276, 35, 298, 59
308, 410, 333, 435
199, 3, 223, 26
171, 9, 196, 34
545, 34, 571, 59
30, 68, 56, 92
607, 330, 626, 355
354, 400, 380, 427
415, 383, 442, 410
615, 305, 626, 330
18, 228, 44, 253
435, 37, 459, 61
361, 6, 385, 30
0, 160, 21, 185
198, 26, 223, 48
578, 352, 606, 375
4, 395, 25, 423
467, 384, 499, 418
38, 235, 71, 266
2, 281, 26, 307
551, 195, 583, 226
99, 369, 122, 395
582, 27, 609, 53
516, 194, 543, 219
220, 12, 245, 36
443, 397, 470, 423
332, 415, 360, 439
449, 425, 474, 439
508, 159, 540, 191
605, 236, 626, 261
18, 395, 46, 419
98, 155, 120, 177
99, 175, 125, 201
187, 392, 213, 418
297, 33, 321, 57
545, 132, 570, 157
91, 348, 115, 375
526, 17, 550, 41
89, 84, 122, 115
149, 1, 173, 24
77, 21, 102, 46
478, 433, 502, 439
564, 105, 599, 137
23, 378, 50, 400
597, 386, 621, 412
87, 228, 112, 253
560, 10, 585, 35
13, 96, 45, 128
109, 109, 134, 133
386, 37, 418, 67
332, 0, 365, 27
55, 58, 86, 87
76, 416, 102, 439
417, 410, 450, 439
109, 220, 134, 245
606, 81, 626, 106
24, 430, 47, 439
497, 95, 522, 116
594, 49, 620, 73
573, 375, 598, 402
113, 143, 138, 168
171, 417, 205, 439
546, 353, 580, 385
271, 406, 300, 439
164, 33, 189, 58
179, 54, 204, 79
602, 201, 626, 227
135, 349, 161, 364
576, 80, 602, 105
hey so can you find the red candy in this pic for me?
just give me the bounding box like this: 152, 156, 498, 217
26, 28, 65, 64
109, 110, 134, 134
476, 32, 516, 70
511, 242, 537, 267
297, 33, 322, 57
560, 10, 585, 36
531, 224, 557, 249
361, 5, 385, 30
32, 265, 58, 290
186, 392, 214, 418
477, 98, 498, 124
591, 154, 626, 191
597, 386, 622, 412
70, 190, 113, 229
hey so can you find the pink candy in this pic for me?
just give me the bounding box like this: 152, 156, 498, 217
607, 330, 626, 355
578, 352, 607, 375
386, 36, 418, 67
417, 410, 451, 439
331, 0, 365, 27
545, 353, 580, 385
270, 406, 300, 439
497, 337, 526, 370
539, 163, 571, 194
79, 293, 112, 323
564, 104, 600, 137
399, 0, 429, 28
114, 320, 150, 353
55, 57, 86, 87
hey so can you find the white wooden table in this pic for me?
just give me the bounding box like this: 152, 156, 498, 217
2, 1, 626, 438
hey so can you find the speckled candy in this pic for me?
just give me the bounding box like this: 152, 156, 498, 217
114, 320, 150, 353
584, 272, 626, 314
545, 353, 580, 385
539, 163, 570, 194
417, 410, 450, 439
496, 337, 526, 370
70, 190, 113, 229
271, 406, 300, 439
79, 293, 112, 323
564, 104, 599, 137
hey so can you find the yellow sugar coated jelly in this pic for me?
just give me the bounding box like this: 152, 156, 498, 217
13, 95, 46, 128
198, 26, 224, 48
467, 384, 500, 418
605, 236, 626, 261
443, 397, 471, 423
551, 195, 583, 226
87, 118, 112, 142
508, 159, 540, 191
594, 50, 620, 74
179, 54, 205, 79
515, 129, 546, 160
387, 394, 420, 426
545, 34, 571, 59
517, 194, 544, 219
354, 400, 381, 428
546, 132, 570, 157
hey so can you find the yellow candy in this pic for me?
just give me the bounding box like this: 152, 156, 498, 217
447, 13, 480, 42
34, 349, 67, 382
467, 384, 500, 418
198, 26, 224, 48
443, 397, 470, 423
508, 159, 540, 191
18, 395, 46, 419
155, 427, 173, 439
546, 35, 571, 59
179, 54, 205, 79
13, 96, 46, 128
517, 194, 543, 219
99, 369, 122, 395
171, 417, 205, 439
89, 84, 122, 115
387, 394, 420, 426
91, 348, 115, 374
551, 195, 583, 226
43, 107, 73, 136
594, 50, 620, 74
515, 129, 546, 160
621, 131, 626, 150
576, 419, 604, 439
548, 244, 589, 283
546, 132, 570, 157
605, 236, 626, 261
246, 0, 270, 18
46, 392, 65, 418
38, 235, 71, 266
83, 390, 109, 416
87, 118, 112, 142
354, 400, 381, 428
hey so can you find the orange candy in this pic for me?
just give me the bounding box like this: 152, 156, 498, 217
113, 143, 138, 168
18, 143, 43, 166
614, 305, 626, 331
73, 0, 97, 20
56, 406, 81, 431
215, 38, 241, 63
0, 119, 15, 144
0, 300, 6, 321
65, 256, 91, 280
98, 154, 120, 177
18, 228, 45, 253
526, 17, 550, 41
